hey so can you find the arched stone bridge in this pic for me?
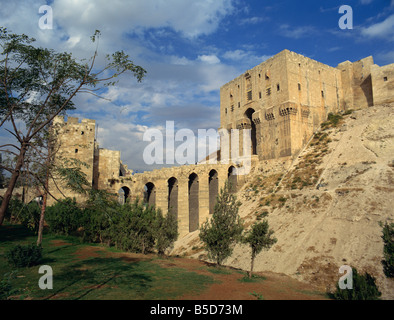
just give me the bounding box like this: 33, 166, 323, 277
109, 163, 246, 237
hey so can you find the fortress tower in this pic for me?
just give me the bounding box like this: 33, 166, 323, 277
47, 50, 393, 235
219, 49, 393, 162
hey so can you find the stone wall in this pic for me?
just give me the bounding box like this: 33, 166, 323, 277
220, 50, 393, 164
108, 162, 246, 238
337, 56, 374, 110
219, 49, 345, 163
371, 63, 394, 105
47, 49, 394, 237
48, 116, 96, 206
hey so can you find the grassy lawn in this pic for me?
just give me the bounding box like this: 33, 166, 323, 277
0, 224, 215, 300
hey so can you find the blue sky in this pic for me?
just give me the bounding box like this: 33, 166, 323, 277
0, 0, 393, 172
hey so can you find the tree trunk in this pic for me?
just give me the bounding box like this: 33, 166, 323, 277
37, 190, 47, 246
249, 253, 255, 279
0, 143, 28, 225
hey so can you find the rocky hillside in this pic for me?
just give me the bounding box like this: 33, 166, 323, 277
171, 103, 394, 299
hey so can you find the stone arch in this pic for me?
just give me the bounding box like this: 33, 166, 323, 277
168, 177, 178, 219
228, 166, 237, 193
245, 108, 257, 155
144, 182, 156, 207
209, 169, 219, 215
118, 186, 130, 205
188, 173, 199, 232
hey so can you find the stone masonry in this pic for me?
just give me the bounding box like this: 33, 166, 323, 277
49, 49, 394, 237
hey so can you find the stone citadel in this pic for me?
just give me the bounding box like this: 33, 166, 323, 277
49, 49, 394, 237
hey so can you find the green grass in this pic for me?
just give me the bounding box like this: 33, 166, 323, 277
0, 224, 215, 300
204, 265, 234, 275
238, 273, 267, 283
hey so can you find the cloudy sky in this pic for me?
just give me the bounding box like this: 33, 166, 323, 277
1, 0, 393, 172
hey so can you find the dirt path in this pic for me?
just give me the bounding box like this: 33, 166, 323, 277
61, 241, 329, 300
153, 256, 328, 300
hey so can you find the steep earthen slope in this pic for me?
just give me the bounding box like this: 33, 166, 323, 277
172, 104, 394, 299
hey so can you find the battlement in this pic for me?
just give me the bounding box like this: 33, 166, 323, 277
220, 49, 393, 162
53, 116, 96, 126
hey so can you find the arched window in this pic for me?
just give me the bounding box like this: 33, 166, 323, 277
188, 173, 199, 232
144, 182, 156, 207
168, 177, 178, 219
245, 108, 257, 155
228, 166, 237, 193
118, 186, 130, 205
209, 170, 218, 215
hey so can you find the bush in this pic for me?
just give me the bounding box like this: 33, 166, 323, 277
18, 202, 41, 232
109, 201, 157, 254
0, 272, 17, 300
81, 206, 115, 244
330, 267, 381, 300
4, 198, 41, 232
45, 198, 83, 235
154, 210, 178, 255
381, 221, 394, 277
3, 197, 24, 222
6, 244, 43, 268
327, 112, 343, 126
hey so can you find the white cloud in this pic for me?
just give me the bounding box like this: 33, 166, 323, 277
239, 16, 268, 25
0, 0, 249, 172
223, 49, 249, 60
361, 14, 394, 41
198, 55, 221, 64
222, 49, 271, 70
52, 0, 235, 39
278, 24, 316, 39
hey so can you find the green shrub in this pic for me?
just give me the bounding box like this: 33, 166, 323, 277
154, 210, 178, 255
327, 113, 343, 127
80, 206, 116, 244
3, 197, 24, 222
4, 198, 41, 232
45, 198, 83, 235
330, 267, 381, 300
0, 272, 17, 300
109, 201, 157, 254
18, 202, 41, 232
6, 244, 43, 268
381, 221, 394, 277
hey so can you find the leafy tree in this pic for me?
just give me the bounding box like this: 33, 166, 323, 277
154, 210, 178, 256
45, 198, 84, 236
199, 182, 244, 266
0, 27, 146, 225
243, 220, 277, 278
80, 189, 119, 244
24, 123, 91, 245
381, 221, 394, 277
109, 201, 157, 254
